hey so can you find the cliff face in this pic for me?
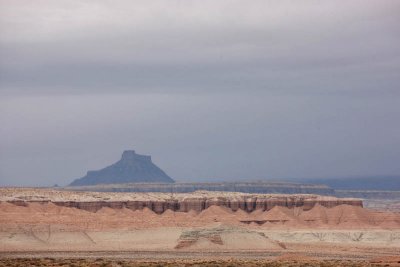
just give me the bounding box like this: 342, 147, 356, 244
70, 150, 174, 186
7, 195, 362, 214
1, 188, 362, 214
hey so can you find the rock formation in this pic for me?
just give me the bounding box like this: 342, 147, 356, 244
70, 150, 174, 186
1, 189, 399, 259
2, 188, 362, 214
35, 196, 362, 213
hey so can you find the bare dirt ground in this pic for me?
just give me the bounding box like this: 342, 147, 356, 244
0, 188, 399, 266
2, 257, 400, 267
1, 253, 400, 267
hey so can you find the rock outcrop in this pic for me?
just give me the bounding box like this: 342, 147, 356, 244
2, 188, 362, 214
47, 196, 362, 213
70, 150, 174, 186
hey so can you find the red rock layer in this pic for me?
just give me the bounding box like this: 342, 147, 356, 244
1, 202, 398, 231
6, 195, 362, 214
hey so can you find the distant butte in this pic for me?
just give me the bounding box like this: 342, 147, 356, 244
70, 150, 174, 186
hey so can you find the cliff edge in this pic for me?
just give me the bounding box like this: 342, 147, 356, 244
1, 188, 362, 214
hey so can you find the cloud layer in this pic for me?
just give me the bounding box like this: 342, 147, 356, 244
0, 0, 399, 185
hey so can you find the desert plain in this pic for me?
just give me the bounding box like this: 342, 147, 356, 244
0, 188, 400, 266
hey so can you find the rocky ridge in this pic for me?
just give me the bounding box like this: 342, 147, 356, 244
1, 188, 362, 214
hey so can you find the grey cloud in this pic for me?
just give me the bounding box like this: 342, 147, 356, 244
1, 0, 399, 94
0, 0, 399, 186
1, 92, 399, 186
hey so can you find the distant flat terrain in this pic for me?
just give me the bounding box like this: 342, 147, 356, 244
335, 190, 400, 212
63, 181, 335, 195
302, 176, 400, 191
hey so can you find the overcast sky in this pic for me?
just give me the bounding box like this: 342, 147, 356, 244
0, 0, 399, 186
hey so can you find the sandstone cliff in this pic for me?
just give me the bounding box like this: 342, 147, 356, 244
1, 188, 362, 214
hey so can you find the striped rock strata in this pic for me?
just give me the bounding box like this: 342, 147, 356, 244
1, 188, 362, 214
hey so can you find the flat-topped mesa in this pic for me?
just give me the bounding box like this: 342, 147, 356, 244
57, 196, 362, 213
68, 182, 335, 195
121, 150, 151, 162
2, 189, 363, 214
70, 150, 174, 186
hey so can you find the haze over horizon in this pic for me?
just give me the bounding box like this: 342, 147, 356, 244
1, 0, 399, 186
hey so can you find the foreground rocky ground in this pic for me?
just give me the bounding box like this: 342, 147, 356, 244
0, 188, 399, 266
1, 256, 400, 267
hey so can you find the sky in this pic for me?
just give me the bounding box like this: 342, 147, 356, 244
0, 0, 399, 186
